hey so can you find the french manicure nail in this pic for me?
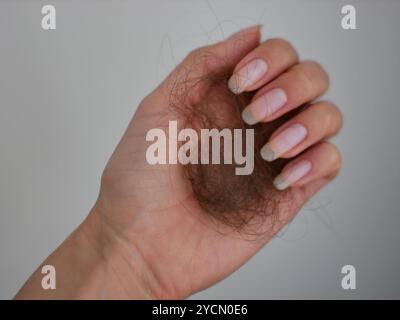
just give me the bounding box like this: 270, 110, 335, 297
228, 58, 268, 94
242, 88, 287, 125
260, 124, 307, 161
273, 160, 312, 190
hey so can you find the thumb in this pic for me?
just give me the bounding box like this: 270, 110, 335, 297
203, 25, 263, 69
165, 25, 262, 87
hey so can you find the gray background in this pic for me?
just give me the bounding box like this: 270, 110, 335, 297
0, 0, 399, 299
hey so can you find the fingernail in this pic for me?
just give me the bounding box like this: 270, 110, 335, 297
226, 25, 262, 40
228, 58, 268, 94
273, 160, 312, 190
242, 88, 287, 125
260, 124, 307, 161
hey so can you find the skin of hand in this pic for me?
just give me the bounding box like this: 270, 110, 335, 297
15, 25, 342, 299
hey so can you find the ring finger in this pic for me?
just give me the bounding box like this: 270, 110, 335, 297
260, 101, 342, 161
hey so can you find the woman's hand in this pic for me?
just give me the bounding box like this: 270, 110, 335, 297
16, 26, 342, 299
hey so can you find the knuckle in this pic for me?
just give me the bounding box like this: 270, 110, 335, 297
266, 38, 299, 60
320, 142, 342, 171
267, 38, 294, 50
295, 65, 315, 97
296, 61, 330, 96
308, 61, 330, 89
186, 47, 206, 61
182, 47, 213, 76
318, 101, 343, 134
328, 103, 343, 131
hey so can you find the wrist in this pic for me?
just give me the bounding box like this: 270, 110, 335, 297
79, 206, 173, 299
16, 206, 166, 299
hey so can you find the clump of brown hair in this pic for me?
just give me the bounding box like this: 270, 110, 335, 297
168, 55, 292, 231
